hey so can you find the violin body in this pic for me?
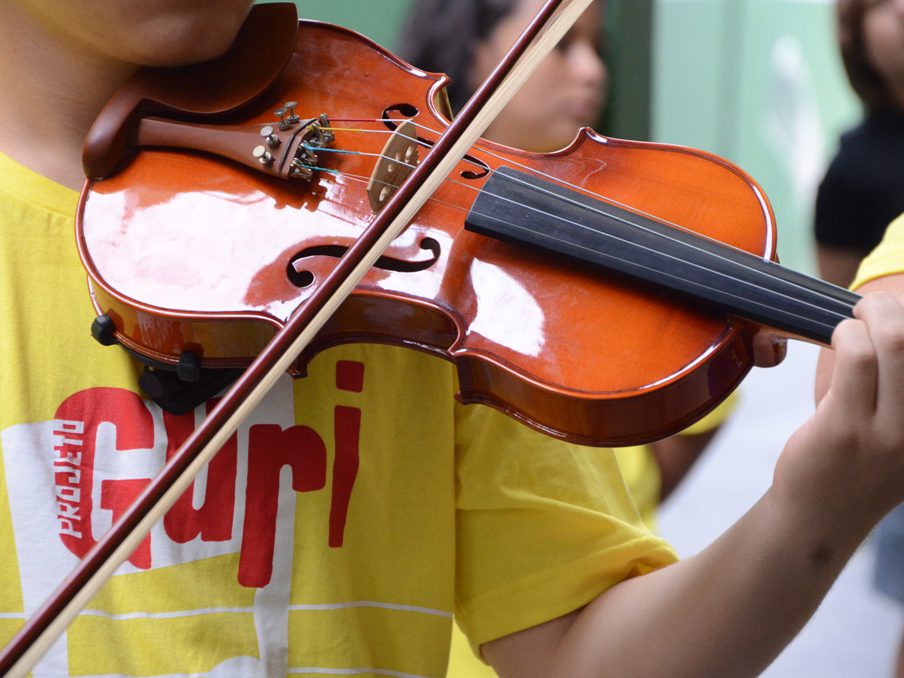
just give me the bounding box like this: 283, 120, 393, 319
77, 18, 777, 446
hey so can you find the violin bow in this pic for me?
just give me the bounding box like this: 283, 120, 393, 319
0, 0, 594, 674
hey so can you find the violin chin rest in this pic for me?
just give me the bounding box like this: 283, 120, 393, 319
82, 2, 299, 179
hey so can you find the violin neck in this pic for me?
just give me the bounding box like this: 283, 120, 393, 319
466, 167, 858, 346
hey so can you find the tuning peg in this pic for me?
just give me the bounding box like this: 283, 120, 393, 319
252, 145, 273, 166
260, 125, 281, 148
284, 101, 300, 124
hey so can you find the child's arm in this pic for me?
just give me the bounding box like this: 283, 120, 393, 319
485, 291, 904, 677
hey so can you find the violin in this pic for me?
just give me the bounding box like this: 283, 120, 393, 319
77, 5, 853, 447
1, 1, 858, 673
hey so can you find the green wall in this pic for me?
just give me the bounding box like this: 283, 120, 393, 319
282, 0, 412, 49
653, 0, 860, 272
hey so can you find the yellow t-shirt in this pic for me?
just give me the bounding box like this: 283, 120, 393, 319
851, 212, 904, 289
613, 395, 736, 532
0, 151, 676, 676
447, 396, 735, 678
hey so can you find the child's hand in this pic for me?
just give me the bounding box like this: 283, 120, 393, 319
751, 330, 788, 367
775, 292, 904, 529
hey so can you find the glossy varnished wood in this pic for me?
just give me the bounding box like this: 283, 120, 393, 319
78, 20, 775, 446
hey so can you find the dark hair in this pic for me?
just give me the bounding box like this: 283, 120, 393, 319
836, 0, 895, 112
397, 0, 520, 113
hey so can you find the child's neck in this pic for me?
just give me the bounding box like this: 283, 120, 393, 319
0, 4, 135, 190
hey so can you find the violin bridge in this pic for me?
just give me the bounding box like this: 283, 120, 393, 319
366, 119, 420, 213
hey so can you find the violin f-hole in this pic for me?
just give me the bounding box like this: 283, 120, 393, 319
383, 103, 421, 126
287, 237, 442, 288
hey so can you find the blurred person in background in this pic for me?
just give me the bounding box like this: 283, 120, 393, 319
814, 0, 904, 287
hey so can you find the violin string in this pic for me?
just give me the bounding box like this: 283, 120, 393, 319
311, 170, 851, 331
323, 118, 706, 239
318, 118, 786, 266
480, 182, 856, 323
477, 168, 858, 318
310, 123, 704, 259
298, 159, 851, 329
326, 117, 782, 254
309, 134, 854, 321
296, 163, 481, 215
325, 118, 633, 209
471, 204, 852, 328
298, 119, 855, 318
450, 165, 854, 324
325, 118, 778, 257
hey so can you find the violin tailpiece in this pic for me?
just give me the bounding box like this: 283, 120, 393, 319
133, 111, 335, 182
